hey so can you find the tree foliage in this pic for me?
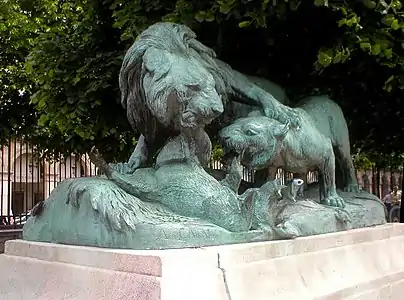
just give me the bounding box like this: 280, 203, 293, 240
0, 0, 39, 143
1, 0, 404, 164
23, 0, 135, 162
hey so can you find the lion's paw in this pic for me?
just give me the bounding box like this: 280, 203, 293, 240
283, 108, 301, 129
109, 160, 140, 174
275, 222, 299, 239
333, 208, 352, 224
323, 194, 346, 208
343, 184, 361, 193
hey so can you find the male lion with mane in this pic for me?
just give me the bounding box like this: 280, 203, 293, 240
115, 22, 299, 173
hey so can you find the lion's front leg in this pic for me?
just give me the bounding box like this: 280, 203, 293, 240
227, 69, 301, 128
109, 135, 149, 174
216, 60, 298, 127
320, 147, 346, 208
220, 156, 243, 193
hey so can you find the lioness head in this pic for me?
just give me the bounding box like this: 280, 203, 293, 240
218, 116, 290, 170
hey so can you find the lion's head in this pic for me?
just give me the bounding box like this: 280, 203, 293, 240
119, 22, 229, 142
218, 116, 290, 170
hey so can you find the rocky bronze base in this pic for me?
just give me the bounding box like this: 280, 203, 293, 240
270, 184, 386, 239
22, 178, 386, 250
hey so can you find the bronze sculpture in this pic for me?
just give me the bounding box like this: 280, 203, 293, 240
23, 22, 386, 250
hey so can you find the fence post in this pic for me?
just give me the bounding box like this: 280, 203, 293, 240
372, 167, 378, 197
391, 172, 397, 189
362, 173, 370, 192
400, 165, 404, 223
381, 173, 389, 198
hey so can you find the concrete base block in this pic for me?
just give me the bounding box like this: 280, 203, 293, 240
1, 224, 404, 300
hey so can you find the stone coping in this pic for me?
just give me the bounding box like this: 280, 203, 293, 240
5, 223, 402, 276
2, 224, 404, 300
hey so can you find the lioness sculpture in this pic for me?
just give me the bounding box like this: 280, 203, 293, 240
219, 96, 359, 208
115, 22, 299, 173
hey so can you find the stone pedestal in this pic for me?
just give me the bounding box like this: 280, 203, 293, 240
1, 224, 404, 300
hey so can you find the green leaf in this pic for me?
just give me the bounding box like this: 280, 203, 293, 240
38, 114, 49, 127
317, 51, 333, 67
360, 42, 371, 51
75, 128, 85, 138
338, 18, 346, 27
195, 11, 205, 22
37, 98, 46, 109
238, 21, 251, 28
391, 19, 400, 30
371, 43, 381, 55
314, 0, 324, 6
346, 16, 358, 27
363, 0, 377, 9
384, 48, 393, 58
383, 15, 395, 26
220, 4, 232, 14
205, 11, 215, 22
25, 62, 33, 74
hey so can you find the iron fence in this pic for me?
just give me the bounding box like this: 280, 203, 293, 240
0, 139, 98, 227
0, 138, 402, 228
208, 159, 319, 185
357, 168, 403, 198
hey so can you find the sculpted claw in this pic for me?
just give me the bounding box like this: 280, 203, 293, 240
275, 222, 299, 239
334, 208, 352, 224
323, 194, 346, 208
343, 184, 361, 193
106, 158, 141, 175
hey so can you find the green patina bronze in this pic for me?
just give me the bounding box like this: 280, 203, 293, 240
23, 22, 386, 250
219, 95, 360, 208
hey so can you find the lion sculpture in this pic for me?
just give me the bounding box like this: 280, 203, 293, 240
115, 22, 298, 173
87, 127, 280, 233
219, 95, 359, 208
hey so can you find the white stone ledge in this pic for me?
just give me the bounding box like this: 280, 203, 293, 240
1, 224, 404, 300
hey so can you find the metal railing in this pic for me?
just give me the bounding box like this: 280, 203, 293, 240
1, 139, 98, 227
1, 138, 402, 227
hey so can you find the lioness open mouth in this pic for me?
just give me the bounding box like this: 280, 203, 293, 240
220, 138, 245, 156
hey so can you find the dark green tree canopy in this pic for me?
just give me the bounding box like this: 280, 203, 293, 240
1, 0, 403, 164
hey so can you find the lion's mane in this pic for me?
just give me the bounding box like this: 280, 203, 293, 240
119, 22, 230, 145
